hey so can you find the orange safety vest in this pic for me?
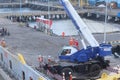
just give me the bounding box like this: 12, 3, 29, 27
69, 37, 75, 46
74, 40, 79, 47
62, 32, 65, 38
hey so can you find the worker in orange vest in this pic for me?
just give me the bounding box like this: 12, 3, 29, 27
69, 37, 75, 46
62, 32, 65, 39
69, 72, 72, 80
74, 39, 79, 49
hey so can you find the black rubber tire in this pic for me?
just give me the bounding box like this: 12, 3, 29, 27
61, 68, 73, 80
88, 64, 101, 77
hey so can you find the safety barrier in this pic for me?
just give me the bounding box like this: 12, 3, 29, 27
0, 46, 51, 80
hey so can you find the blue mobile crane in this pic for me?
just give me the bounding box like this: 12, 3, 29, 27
43, 0, 112, 79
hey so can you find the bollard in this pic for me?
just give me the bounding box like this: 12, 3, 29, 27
69, 72, 72, 80
62, 72, 65, 80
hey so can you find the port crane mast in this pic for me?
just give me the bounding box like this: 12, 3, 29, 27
43, 0, 112, 79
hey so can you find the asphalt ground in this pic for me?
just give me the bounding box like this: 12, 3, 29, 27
0, 19, 69, 66
0, 18, 120, 64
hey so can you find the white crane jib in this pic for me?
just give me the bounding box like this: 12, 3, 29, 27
60, 0, 99, 48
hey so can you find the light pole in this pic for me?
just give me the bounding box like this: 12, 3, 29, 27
47, 0, 51, 34
78, 0, 80, 7
20, 0, 22, 20
103, 0, 108, 43
48, 0, 50, 19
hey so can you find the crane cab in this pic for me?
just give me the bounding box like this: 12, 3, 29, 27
59, 46, 78, 61
60, 46, 78, 56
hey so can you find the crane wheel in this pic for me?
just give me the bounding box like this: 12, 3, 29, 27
88, 64, 101, 77
61, 68, 73, 80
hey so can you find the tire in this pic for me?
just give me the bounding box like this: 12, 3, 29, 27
88, 64, 101, 77
61, 68, 73, 80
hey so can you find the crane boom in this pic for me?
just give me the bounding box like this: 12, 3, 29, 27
60, 0, 99, 47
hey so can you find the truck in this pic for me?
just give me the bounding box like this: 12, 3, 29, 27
42, 0, 112, 79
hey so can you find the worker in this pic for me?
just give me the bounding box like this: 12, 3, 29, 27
26, 22, 29, 27
34, 25, 36, 29
74, 39, 79, 49
62, 32, 65, 39
69, 37, 75, 46
29, 77, 33, 80
38, 55, 43, 63
65, 49, 71, 55
38, 55, 45, 68
4, 28, 7, 35
0, 38, 6, 47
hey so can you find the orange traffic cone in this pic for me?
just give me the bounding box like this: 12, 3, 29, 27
62, 72, 65, 80
69, 72, 72, 80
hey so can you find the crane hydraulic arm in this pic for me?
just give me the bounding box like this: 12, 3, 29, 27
59, 0, 99, 48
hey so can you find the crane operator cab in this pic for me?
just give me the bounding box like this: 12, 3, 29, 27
59, 46, 78, 61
